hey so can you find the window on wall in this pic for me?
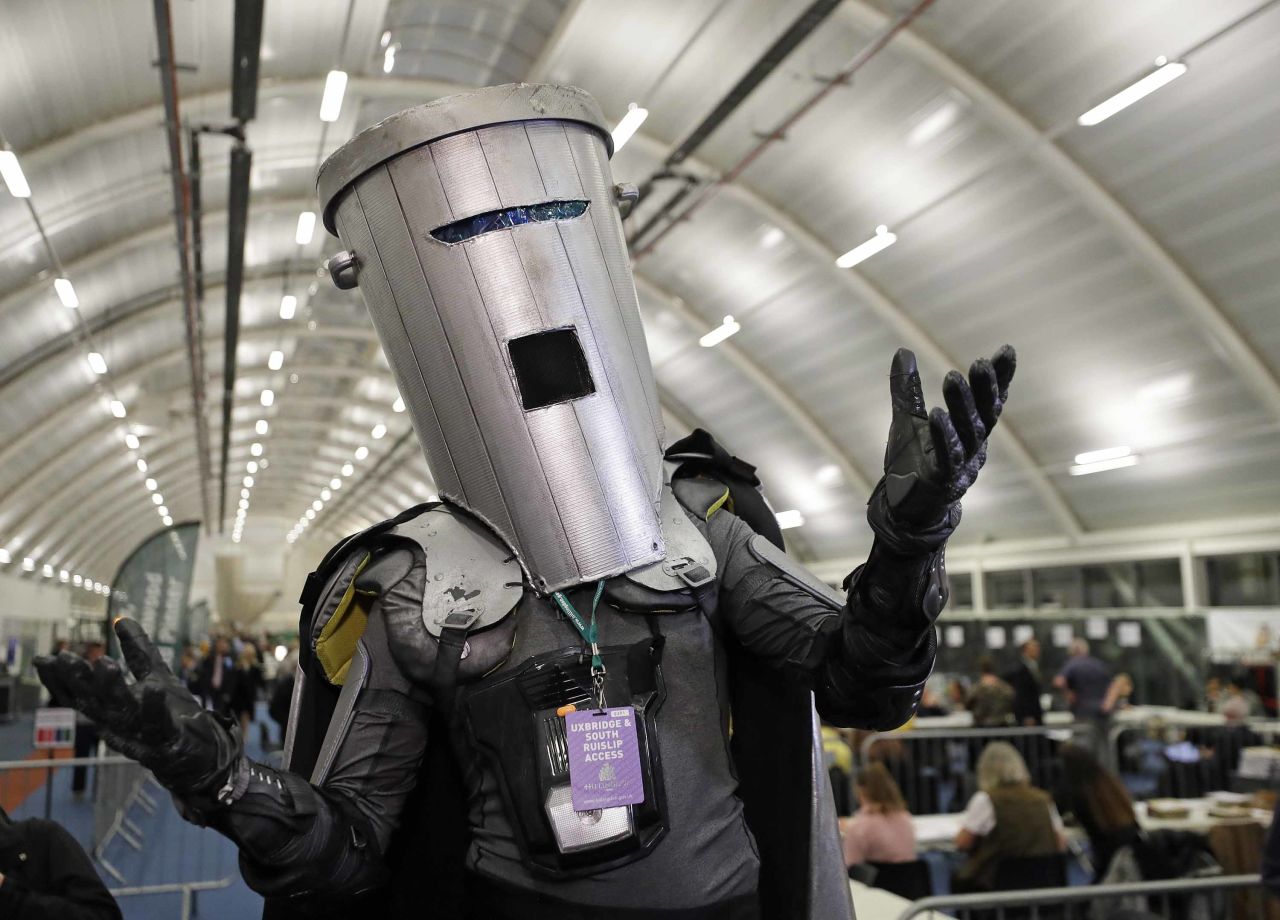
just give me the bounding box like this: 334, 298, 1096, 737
1206, 553, 1280, 607
1136, 559, 1183, 607
985, 570, 1028, 608
1032, 566, 1084, 609
1084, 563, 1135, 608
949, 572, 973, 609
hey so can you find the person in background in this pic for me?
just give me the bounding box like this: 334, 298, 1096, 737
177, 646, 200, 696
0, 805, 120, 919
1203, 675, 1223, 713
1054, 639, 1113, 752
70, 643, 104, 796
946, 677, 969, 712
230, 644, 263, 741
197, 636, 237, 716
1054, 745, 1139, 882
1223, 671, 1263, 717
1004, 637, 1044, 726
839, 764, 916, 868
967, 658, 1016, 728
953, 741, 1067, 892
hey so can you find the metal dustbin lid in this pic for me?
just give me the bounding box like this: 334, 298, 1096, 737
315, 82, 613, 235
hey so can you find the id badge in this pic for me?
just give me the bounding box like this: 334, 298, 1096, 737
565, 707, 645, 812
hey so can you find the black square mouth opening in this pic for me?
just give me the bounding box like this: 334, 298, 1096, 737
507, 326, 596, 411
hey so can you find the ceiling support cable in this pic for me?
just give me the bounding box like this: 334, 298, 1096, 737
152, 0, 213, 532
632, 0, 937, 260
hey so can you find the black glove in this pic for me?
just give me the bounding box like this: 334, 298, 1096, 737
874, 345, 1016, 545
34, 619, 240, 798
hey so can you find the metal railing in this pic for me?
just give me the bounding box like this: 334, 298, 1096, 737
853, 723, 1097, 815
895, 872, 1266, 920
110, 878, 234, 920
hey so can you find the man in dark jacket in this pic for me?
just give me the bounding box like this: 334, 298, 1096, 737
1003, 637, 1044, 726
0, 807, 120, 919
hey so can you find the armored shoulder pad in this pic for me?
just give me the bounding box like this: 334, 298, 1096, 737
388, 505, 524, 637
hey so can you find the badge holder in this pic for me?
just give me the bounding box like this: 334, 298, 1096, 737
460, 639, 668, 877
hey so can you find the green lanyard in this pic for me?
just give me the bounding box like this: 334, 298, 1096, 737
552, 580, 607, 709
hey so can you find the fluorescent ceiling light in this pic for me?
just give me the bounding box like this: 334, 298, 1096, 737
135, 458, 147, 473
1070, 454, 1139, 476
144, 478, 157, 491
279, 294, 297, 320
22, 557, 34, 571
71, 573, 80, 584
760, 226, 786, 249
611, 103, 649, 152
241, 488, 251, 499
699, 315, 740, 348
775, 509, 805, 530
1078, 59, 1187, 127
87, 352, 108, 375
295, 211, 316, 246
250, 442, 263, 457
1074, 446, 1131, 465
42, 564, 53, 578
59, 569, 69, 582
330, 477, 342, 489
319, 70, 348, 123
836, 225, 897, 269
354, 445, 368, 460
312, 500, 323, 511
320, 488, 332, 501
816, 464, 843, 487
162, 515, 173, 526
0, 549, 9, 564
907, 99, 963, 148
110, 400, 127, 418
54, 278, 79, 308
306, 508, 316, 520
268, 350, 284, 370
392, 396, 405, 413
239, 499, 249, 510
371, 423, 387, 439
383, 44, 397, 74
246, 461, 258, 474
243, 475, 255, 487
341, 462, 353, 477
1138, 374, 1192, 402
157, 505, 168, 516
379, 30, 391, 48
255, 419, 269, 435
0, 150, 32, 197
151, 493, 164, 505
260, 389, 274, 407
124, 433, 140, 450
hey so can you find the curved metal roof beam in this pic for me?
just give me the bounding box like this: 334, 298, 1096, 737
841, 0, 1280, 423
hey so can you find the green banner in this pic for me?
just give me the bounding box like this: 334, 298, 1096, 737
107, 522, 200, 664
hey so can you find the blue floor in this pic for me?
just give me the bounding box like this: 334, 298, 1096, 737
1, 709, 266, 920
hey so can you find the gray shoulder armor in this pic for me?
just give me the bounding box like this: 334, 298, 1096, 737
623, 483, 718, 594
389, 504, 524, 637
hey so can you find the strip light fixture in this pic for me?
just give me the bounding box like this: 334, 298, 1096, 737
699, 315, 740, 348
1078, 58, 1187, 127
54, 278, 79, 309
611, 103, 649, 152
0, 150, 31, 198
1070, 446, 1139, 476
775, 510, 805, 530
836, 225, 897, 269
295, 211, 316, 246
319, 70, 348, 123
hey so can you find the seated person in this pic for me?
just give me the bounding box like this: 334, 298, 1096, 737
967, 657, 1016, 727
1054, 744, 1139, 882
953, 742, 1066, 892
839, 763, 916, 867
0, 806, 121, 919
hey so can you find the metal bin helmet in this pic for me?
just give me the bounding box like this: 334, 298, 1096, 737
317, 83, 665, 594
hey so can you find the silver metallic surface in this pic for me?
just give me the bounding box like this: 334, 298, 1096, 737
317, 83, 612, 234
543, 784, 634, 853
325, 84, 665, 593
389, 506, 523, 638
624, 484, 716, 593
280, 663, 306, 771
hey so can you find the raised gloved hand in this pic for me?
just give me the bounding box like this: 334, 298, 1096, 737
34, 619, 240, 799
874, 345, 1016, 543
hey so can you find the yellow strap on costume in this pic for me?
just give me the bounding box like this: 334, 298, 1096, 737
705, 487, 730, 520
315, 553, 375, 686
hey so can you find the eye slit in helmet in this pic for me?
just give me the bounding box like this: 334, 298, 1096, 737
507, 326, 596, 411
430, 200, 589, 244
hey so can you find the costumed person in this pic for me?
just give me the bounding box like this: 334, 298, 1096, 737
35, 84, 1017, 920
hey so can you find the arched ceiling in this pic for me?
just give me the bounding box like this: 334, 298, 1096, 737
1, 0, 1278, 596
